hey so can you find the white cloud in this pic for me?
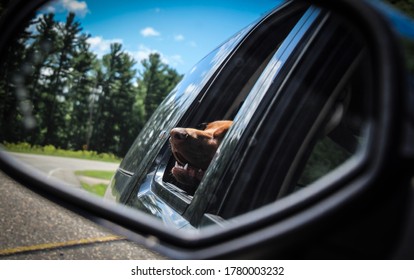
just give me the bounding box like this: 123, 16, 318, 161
45, 6, 56, 13
140, 27, 161, 37
189, 41, 197, 48
59, 0, 89, 17
86, 40, 184, 71
128, 45, 149, 62
128, 45, 164, 63
128, 45, 184, 68
169, 55, 184, 67
87, 36, 123, 57
174, 34, 185, 42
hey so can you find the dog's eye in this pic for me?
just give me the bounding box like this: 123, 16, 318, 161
196, 122, 208, 130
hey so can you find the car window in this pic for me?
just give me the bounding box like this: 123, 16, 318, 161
156, 5, 307, 195
185, 6, 326, 225
191, 10, 372, 224
125, 2, 309, 218
296, 70, 369, 190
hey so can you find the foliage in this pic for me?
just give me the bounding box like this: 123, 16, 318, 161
75, 170, 115, 180
80, 182, 108, 197
138, 53, 183, 119
0, 11, 182, 158
76, 169, 114, 197
3, 141, 120, 163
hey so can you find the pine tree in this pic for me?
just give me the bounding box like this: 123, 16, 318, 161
66, 33, 97, 151
24, 13, 59, 145
0, 23, 31, 143
42, 12, 82, 148
138, 53, 183, 120
90, 43, 138, 156
0, 10, 183, 158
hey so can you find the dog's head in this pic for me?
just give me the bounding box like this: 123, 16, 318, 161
169, 120, 233, 187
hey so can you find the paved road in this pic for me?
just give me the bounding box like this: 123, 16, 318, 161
9, 153, 119, 186
0, 171, 165, 259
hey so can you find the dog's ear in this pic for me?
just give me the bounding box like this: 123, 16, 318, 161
213, 125, 231, 140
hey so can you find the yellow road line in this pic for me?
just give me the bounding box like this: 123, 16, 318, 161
0, 235, 125, 256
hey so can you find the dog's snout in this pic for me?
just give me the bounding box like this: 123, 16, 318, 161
170, 128, 188, 141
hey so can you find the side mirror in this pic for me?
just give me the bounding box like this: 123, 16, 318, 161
0, 0, 413, 259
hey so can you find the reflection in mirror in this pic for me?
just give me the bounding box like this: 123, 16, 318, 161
0, 0, 374, 233
0, 0, 277, 197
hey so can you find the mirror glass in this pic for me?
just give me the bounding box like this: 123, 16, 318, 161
0, 0, 374, 234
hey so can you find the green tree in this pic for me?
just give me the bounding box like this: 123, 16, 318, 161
138, 53, 183, 120
42, 12, 82, 147
22, 13, 58, 145
114, 52, 140, 156
0, 10, 33, 143
66, 33, 97, 151
90, 43, 138, 156
0, 10, 183, 159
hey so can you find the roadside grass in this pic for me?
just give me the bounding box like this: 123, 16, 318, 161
80, 182, 108, 197
2, 142, 121, 163
3, 142, 119, 198
75, 170, 115, 197
75, 170, 115, 180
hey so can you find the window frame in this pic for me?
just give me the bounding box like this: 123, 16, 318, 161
204, 11, 371, 221
184, 7, 329, 227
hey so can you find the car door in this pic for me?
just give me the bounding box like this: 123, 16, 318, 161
185, 7, 334, 226
206, 10, 369, 221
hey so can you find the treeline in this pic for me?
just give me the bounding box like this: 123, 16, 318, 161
0, 12, 182, 157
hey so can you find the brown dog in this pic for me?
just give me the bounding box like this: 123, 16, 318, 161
170, 120, 233, 187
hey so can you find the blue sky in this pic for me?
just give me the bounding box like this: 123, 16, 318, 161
41, 0, 283, 74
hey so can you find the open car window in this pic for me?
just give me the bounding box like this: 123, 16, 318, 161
160, 4, 309, 195
124, 3, 309, 221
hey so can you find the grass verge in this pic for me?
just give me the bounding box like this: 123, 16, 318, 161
2, 142, 121, 163
80, 182, 108, 197
75, 170, 115, 180
76, 170, 115, 197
